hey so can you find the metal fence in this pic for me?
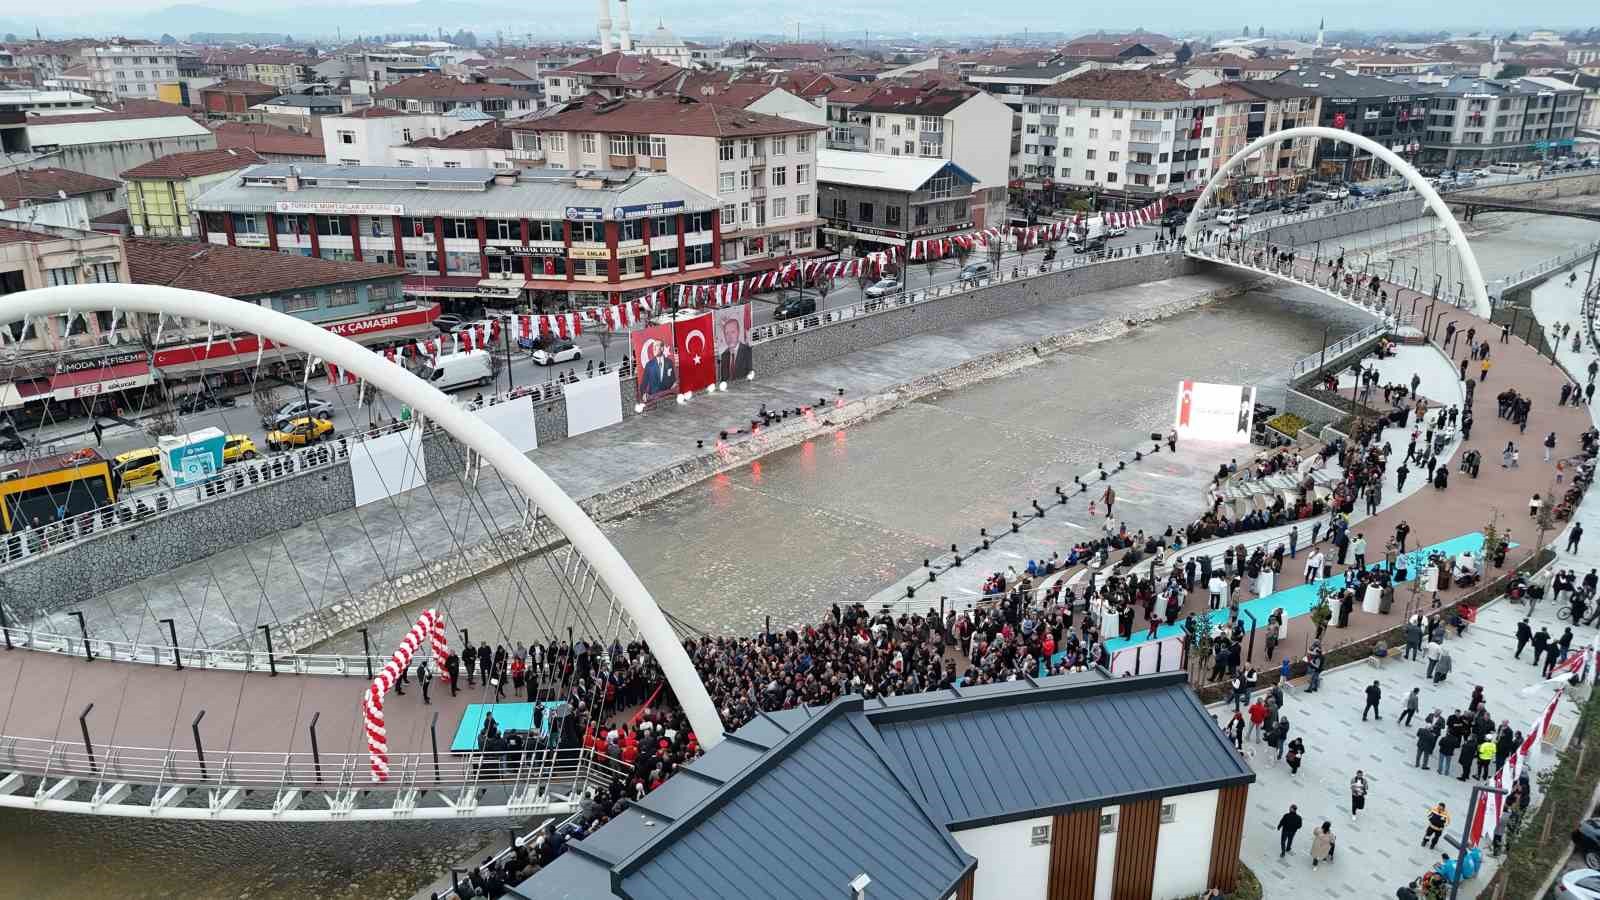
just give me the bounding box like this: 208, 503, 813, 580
1487, 239, 1600, 301
0, 621, 420, 676
1289, 320, 1399, 379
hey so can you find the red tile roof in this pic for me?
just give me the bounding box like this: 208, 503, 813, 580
0, 226, 63, 245
852, 87, 978, 116
23, 99, 199, 125
212, 122, 323, 157
518, 95, 819, 138
121, 147, 265, 180
405, 121, 512, 150
376, 74, 536, 100
125, 238, 405, 298
0, 167, 120, 203
1037, 69, 1194, 101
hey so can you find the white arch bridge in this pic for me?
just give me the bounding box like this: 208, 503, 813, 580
0, 284, 727, 821
1182, 126, 1493, 320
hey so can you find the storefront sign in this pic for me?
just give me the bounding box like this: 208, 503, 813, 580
484, 244, 561, 257
236, 234, 270, 248
823, 217, 907, 241
56, 350, 147, 374
476, 281, 523, 298
565, 206, 605, 222
154, 304, 440, 367
53, 371, 153, 401
616, 243, 649, 259
274, 200, 405, 216
617, 200, 684, 218
568, 246, 611, 260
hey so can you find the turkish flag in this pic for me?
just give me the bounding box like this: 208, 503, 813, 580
673, 313, 716, 396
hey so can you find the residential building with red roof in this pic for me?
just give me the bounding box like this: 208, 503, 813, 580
121, 147, 265, 237
204, 49, 317, 90
375, 74, 537, 119
196, 79, 279, 120
213, 122, 324, 162
848, 86, 1014, 227
0, 166, 122, 219
542, 52, 687, 107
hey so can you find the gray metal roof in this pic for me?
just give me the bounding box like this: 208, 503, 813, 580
193, 166, 719, 221
868, 672, 1255, 829
518, 701, 975, 900
244, 162, 498, 184
516, 672, 1251, 899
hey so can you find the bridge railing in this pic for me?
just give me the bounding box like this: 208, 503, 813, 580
0, 622, 421, 676
1289, 319, 1410, 379
1487, 238, 1600, 302
0, 734, 632, 791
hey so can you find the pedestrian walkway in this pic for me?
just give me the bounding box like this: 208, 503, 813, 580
1228, 595, 1582, 898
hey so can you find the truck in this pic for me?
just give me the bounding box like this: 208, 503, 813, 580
158, 427, 226, 488
418, 350, 494, 393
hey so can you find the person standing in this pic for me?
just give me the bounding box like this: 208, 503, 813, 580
1350, 771, 1369, 822
1532, 626, 1552, 668
1286, 736, 1305, 775
1515, 618, 1533, 658
1247, 698, 1267, 743
1397, 461, 1411, 492
1289, 525, 1299, 559
415, 657, 432, 705
1306, 645, 1325, 692
1438, 725, 1460, 775
1569, 523, 1585, 554
1404, 616, 1424, 661
1278, 804, 1304, 857
445, 650, 460, 697
463, 640, 478, 686
1476, 736, 1497, 781
1400, 687, 1421, 726
1352, 533, 1368, 569
1102, 485, 1116, 518
1362, 680, 1383, 721
1311, 822, 1337, 867
1456, 734, 1477, 782
1415, 723, 1439, 769
1395, 521, 1412, 554
1423, 803, 1450, 848
1545, 431, 1558, 463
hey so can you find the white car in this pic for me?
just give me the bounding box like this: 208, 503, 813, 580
864, 277, 903, 298
530, 340, 581, 366
1216, 209, 1249, 225
1106, 224, 1128, 237
1322, 186, 1350, 200
1559, 868, 1600, 899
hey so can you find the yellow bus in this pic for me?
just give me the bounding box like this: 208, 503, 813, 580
0, 447, 116, 533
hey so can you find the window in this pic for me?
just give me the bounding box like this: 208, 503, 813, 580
609, 134, 630, 155
739, 202, 750, 224
719, 138, 735, 161
1108, 151, 1120, 162
369, 283, 395, 303
1112, 109, 1123, 119
1099, 812, 1118, 834
492, 219, 515, 240
1086, 149, 1097, 160
401, 128, 413, 142
653, 214, 679, 236
1030, 825, 1051, 846
1085, 169, 1096, 181
1107, 172, 1118, 183
327, 286, 357, 307
771, 166, 787, 187
796, 163, 810, 184
873, 138, 885, 153
796, 194, 810, 215
914, 205, 928, 226
684, 243, 712, 266
651, 247, 678, 271
832, 198, 847, 219
87, 263, 118, 284
794, 228, 812, 249
337, 129, 355, 145
281, 294, 318, 312
772, 135, 787, 154
1088, 128, 1099, 140
547, 133, 565, 152
1089, 108, 1101, 118
575, 221, 602, 243
581, 133, 597, 154
649, 135, 666, 157
1160, 803, 1177, 824
797, 134, 810, 152
926, 174, 953, 200
619, 219, 644, 241
720, 171, 736, 193
885, 205, 899, 226
858, 202, 873, 222
772, 197, 786, 218
47, 267, 78, 286
232, 212, 260, 234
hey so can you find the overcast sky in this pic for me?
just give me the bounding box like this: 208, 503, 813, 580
4, 0, 1594, 38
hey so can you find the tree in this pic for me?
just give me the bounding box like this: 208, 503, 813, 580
1175, 42, 1193, 65
923, 253, 939, 290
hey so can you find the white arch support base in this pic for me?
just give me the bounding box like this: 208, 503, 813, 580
1183, 126, 1492, 318
6, 285, 726, 753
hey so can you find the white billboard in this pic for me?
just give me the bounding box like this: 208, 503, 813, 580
1174, 380, 1256, 443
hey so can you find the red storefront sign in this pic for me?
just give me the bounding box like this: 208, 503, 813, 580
155, 304, 440, 368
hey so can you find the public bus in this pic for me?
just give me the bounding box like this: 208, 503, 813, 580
0, 447, 116, 533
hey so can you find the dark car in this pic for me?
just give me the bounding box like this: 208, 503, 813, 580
1073, 235, 1108, 254
1574, 818, 1600, 868
772, 295, 817, 320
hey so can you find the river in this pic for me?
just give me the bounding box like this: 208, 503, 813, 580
2, 213, 1595, 899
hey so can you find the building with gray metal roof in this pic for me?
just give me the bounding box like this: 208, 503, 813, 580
512, 671, 1254, 900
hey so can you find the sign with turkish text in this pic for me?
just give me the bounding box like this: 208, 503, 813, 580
1174, 380, 1256, 443
565, 206, 605, 222
55, 350, 146, 374
568, 246, 611, 260
618, 200, 684, 218
274, 200, 404, 216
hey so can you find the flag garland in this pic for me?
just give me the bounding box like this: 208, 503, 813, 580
1465, 682, 1573, 847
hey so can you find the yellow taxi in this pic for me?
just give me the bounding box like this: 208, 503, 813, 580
265, 417, 334, 451
222, 434, 259, 464
112, 447, 162, 488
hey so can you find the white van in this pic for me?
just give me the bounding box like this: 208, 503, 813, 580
1489, 162, 1520, 175
419, 350, 494, 392
1066, 219, 1105, 244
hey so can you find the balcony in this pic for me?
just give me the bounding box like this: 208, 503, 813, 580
509, 148, 543, 161
1126, 161, 1158, 176
1036, 134, 1057, 147
751, 185, 768, 200
1134, 118, 1162, 130
748, 155, 767, 169
1038, 114, 1059, 126
608, 153, 636, 168
919, 130, 944, 146
1130, 140, 1161, 154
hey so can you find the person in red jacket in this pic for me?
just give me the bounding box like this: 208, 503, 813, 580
1247, 698, 1268, 743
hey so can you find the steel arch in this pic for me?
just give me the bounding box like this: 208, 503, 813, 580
6, 284, 726, 751
1182, 126, 1491, 318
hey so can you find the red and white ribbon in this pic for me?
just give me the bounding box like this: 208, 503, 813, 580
365, 609, 450, 782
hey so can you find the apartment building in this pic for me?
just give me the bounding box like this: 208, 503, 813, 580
817, 150, 978, 254
122, 147, 265, 237
190, 163, 723, 309
1013, 69, 1220, 201
1198, 80, 1322, 201
374, 74, 536, 119
82, 44, 194, 99
0, 224, 130, 356
196, 79, 278, 120
207, 50, 316, 91
852, 87, 1013, 228
1390, 73, 1586, 167
964, 64, 1082, 104
1272, 68, 1434, 180
0, 166, 122, 220
541, 52, 686, 107
321, 106, 487, 166
510, 96, 825, 267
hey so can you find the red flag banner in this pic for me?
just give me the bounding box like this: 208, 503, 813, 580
674, 313, 716, 396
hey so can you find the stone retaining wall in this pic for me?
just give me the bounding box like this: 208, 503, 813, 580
1256, 199, 1427, 248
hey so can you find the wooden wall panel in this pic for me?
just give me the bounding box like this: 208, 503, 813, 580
1047, 808, 1101, 900
1207, 785, 1249, 892
956, 869, 975, 900
1111, 798, 1160, 900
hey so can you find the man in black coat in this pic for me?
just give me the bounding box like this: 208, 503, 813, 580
1531, 627, 1551, 668
478, 642, 494, 688
445, 651, 460, 696
1277, 805, 1304, 856
1363, 680, 1383, 721
1515, 618, 1533, 658
463, 640, 478, 686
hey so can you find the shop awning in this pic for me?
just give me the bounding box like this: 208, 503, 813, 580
49, 361, 153, 402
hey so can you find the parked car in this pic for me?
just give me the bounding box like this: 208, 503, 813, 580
1559, 868, 1600, 900
263, 397, 334, 430
1322, 186, 1350, 200
1490, 162, 1521, 175
864, 276, 903, 298
113, 447, 162, 489
266, 416, 335, 451
1216, 208, 1248, 225
772, 295, 816, 320
1073, 235, 1108, 254
531, 340, 581, 366
222, 434, 259, 464
1572, 819, 1600, 868
959, 261, 993, 282
418, 350, 494, 392
1105, 223, 1128, 237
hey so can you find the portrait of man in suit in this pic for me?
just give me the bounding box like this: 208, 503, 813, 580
714, 305, 753, 384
